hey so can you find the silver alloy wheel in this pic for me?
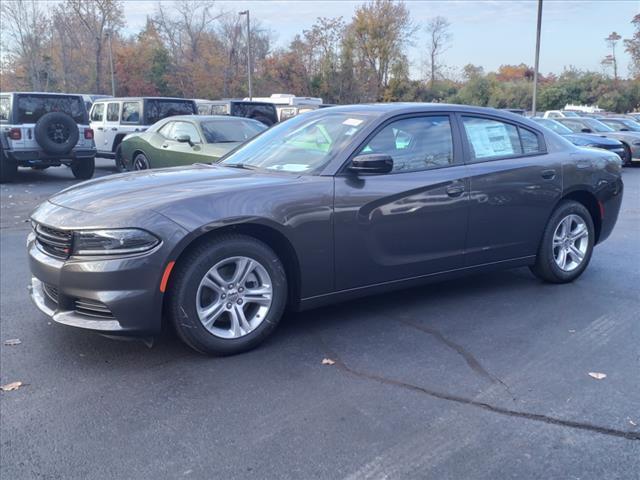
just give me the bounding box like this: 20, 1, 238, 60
133, 154, 149, 170
552, 214, 589, 272
195, 256, 273, 339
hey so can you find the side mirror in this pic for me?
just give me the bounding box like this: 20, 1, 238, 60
580, 128, 592, 133
620, 128, 629, 131
176, 134, 194, 146
349, 154, 393, 174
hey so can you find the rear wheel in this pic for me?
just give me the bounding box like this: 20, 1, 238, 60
167, 234, 287, 355
133, 152, 150, 170
71, 157, 95, 180
530, 200, 594, 283
0, 148, 17, 183
115, 144, 126, 172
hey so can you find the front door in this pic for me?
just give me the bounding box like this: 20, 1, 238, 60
458, 114, 563, 265
103, 101, 121, 154
333, 114, 469, 291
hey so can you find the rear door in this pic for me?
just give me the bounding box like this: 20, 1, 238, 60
458, 114, 562, 265
333, 114, 469, 290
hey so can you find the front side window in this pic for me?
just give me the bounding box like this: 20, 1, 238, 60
221, 111, 373, 173
91, 103, 104, 122
106, 103, 120, 122
358, 116, 454, 173
462, 117, 521, 160
121, 102, 141, 123
171, 121, 202, 143
0, 96, 9, 121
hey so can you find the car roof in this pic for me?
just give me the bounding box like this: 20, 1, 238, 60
92, 97, 194, 102
3, 92, 84, 98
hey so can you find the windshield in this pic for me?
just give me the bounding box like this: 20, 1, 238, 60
583, 118, 615, 132
16, 94, 85, 123
201, 119, 266, 143
221, 111, 374, 173
562, 111, 580, 117
535, 118, 572, 135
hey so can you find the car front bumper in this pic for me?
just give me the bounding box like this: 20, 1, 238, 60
27, 232, 168, 335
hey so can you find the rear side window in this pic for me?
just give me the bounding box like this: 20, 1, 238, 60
122, 102, 141, 124
106, 103, 120, 122
16, 94, 85, 124
0, 96, 9, 122
462, 117, 543, 161
91, 103, 104, 122
145, 100, 196, 125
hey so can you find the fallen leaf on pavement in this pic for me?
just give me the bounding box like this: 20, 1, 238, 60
322, 358, 336, 366
629, 420, 637, 426
1, 381, 23, 392
4, 339, 21, 346
588, 372, 607, 380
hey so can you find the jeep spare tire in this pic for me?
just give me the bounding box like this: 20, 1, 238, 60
34, 112, 79, 155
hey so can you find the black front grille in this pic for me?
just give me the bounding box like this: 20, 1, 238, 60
35, 223, 73, 259
42, 283, 59, 304
74, 298, 114, 319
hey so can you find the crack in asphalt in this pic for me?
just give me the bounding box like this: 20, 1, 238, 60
315, 337, 640, 441
396, 317, 515, 399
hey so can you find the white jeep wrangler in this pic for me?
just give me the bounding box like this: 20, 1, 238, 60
0, 92, 96, 182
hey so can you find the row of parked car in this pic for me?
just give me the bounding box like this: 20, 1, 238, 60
1, 91, 639, 183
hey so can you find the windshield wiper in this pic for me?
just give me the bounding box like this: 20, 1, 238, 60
224, 163, 259, 170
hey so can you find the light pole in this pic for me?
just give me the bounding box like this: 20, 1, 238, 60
531, 0, 543, 116
239, 10, 252, 100
106, 31, 116, 96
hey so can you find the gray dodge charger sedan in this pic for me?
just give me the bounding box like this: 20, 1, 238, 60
28, 104, 624, 355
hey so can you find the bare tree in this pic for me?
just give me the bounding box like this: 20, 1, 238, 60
0, 0, 51, 90
425, 16, 452, 87
65, 0, 124, 93
602, 31, 622, 81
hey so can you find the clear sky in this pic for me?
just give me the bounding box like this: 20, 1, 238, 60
120, 0, 638, 79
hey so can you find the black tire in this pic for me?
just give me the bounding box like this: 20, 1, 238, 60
34, 112, 79, 155
167, 234, 288, 355
0, 147, 17, 183
622, 143, 633, 167
114, 144, 126, 172
132, 152, 150, 170
71, 157, 95, 180
530, 200, 594, 283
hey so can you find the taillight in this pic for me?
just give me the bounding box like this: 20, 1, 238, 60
84, 128, 94, 140
8, 128, 21, 140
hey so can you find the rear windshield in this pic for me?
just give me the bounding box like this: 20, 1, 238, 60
201, 119, 267, 143
230, 103, 277, 123
16, 94, 85, 124
145, 99, 196, 125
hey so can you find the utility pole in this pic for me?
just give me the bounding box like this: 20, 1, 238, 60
106, 32, 116, 96
531, 0, 543, 116
239, 10, 252, 100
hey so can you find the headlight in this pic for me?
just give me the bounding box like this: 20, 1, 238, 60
73, 229, 160, 255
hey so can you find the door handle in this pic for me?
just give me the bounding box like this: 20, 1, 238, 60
111, 127, 118, 131
97, 127, 104, 131
541, 169, 556, 180
162, 144, 169, 148
446, 185, 465, 197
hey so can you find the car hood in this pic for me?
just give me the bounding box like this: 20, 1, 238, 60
564, 133, 622, 147
48, 164, 299, 214
599, 131, 640, 143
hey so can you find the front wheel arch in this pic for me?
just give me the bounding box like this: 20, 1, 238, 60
163, 222, 302, 314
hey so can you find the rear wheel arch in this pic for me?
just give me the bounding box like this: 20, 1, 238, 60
164, 222, 302, 310
559, 189, 601, 244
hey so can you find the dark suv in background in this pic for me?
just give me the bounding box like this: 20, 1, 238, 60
195, 99, 278, 127
0, 92, 96, 182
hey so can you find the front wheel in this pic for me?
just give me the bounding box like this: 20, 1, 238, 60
167, 234, 288, 355
71, 157, 95, 180
530, 200, 594, 283
114, 144, 126, 172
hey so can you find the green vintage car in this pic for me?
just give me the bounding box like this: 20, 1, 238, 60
120, 115, 267, 170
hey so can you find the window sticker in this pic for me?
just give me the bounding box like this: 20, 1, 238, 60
342, 118, 363, 127
267, 164, 310, 172
466, 122, 516, 158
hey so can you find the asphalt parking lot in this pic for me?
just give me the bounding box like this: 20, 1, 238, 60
1, 159, 639, 479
